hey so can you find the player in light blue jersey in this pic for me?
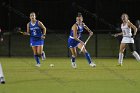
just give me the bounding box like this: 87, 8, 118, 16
68, 13, 96, 68
25, 12, 46, 67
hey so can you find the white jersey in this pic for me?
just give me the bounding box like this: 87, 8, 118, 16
121, 23, 132, 37
121, 23, 134, 43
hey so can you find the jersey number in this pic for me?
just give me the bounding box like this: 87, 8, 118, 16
123, 30, 126, 35
33, 30, 37, 36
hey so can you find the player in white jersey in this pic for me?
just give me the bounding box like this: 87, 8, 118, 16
114, 13, 140, 66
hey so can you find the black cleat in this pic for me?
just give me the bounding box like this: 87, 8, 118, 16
0, 77, 5, 84
1, 81, 5, 84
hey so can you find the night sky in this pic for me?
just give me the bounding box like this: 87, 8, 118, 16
1, 0, 140, 32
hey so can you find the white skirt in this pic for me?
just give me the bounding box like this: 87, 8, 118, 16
121, 37, 134, 43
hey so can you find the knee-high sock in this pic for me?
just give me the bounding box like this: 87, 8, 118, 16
71, 55, 75, 63
41, 51, 46, 59
41, 51, 44, 57
0, 64, 4, 78
85, 52, 92, 64
132, 51, 140, 61
34, 55, 40, 64
118, 53, 124, 64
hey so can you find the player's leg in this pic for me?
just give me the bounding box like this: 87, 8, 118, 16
0, 64, 5, 84
37, 45, 44, 56
40, 45, 46, 60
118, 43, 126, 66
77, 43, 96, 67
32, 46, 41, 67
129, 43, 140, 61
70, 47, 77, 68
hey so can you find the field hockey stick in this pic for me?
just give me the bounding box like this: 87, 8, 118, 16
79, 35, 91, 54
111, 34, 115, 37
16, 28, 44, 38
111, 34, 119, 38
2, 27, 24, 35
14, 27, 25, 34
17, 28, 44, 38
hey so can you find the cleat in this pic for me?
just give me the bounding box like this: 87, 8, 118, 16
90, 62, 96, 67
35, 64, 41, 67
0, 77, 5, 84
71, 62, 77, 69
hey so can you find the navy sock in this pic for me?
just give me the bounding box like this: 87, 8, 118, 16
71, 56, 75, 63
34, 55, 40, 64
85, 52, 92, 64
41, 51, 44, 57
41, 52, 43, 57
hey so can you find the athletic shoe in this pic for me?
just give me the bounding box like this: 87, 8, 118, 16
71, 62, 77, 69
90, 62, 96, 67
0, 77, 5, 84
41, 51, 46, 60
35, 64, 41, 67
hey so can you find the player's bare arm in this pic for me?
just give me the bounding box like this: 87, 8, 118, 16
128, 20, 137, 35
83, 23, 93, 36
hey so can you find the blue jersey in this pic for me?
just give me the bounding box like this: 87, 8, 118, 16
29, 20, 44, 46
29, 20, 43, 38
68, 23, 84, 48
69, 23, 84, 39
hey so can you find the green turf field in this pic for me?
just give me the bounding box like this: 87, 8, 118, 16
0, 57, 140, 93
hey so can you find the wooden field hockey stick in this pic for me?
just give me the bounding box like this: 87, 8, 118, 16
79, 35, 91, 54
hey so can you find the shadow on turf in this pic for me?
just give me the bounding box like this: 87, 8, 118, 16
99, 62, 137, 86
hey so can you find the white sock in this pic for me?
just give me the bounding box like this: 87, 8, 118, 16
118, 53, 124, 64
0, 64, 4, 78
132, 51, 140, 61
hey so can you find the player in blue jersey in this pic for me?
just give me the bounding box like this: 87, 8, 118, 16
68, 13, 96, 68
25, 12, 46, 67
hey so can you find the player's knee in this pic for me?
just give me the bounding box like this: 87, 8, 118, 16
119, 50, 124, 53
72, 53, 77, 57
36, 52, 41, 57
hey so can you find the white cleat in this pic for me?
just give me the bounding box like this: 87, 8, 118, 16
89, 62, 96, 67
41, 51, 46, 60
71, 62, 77, 69
35, 64, 41, 67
